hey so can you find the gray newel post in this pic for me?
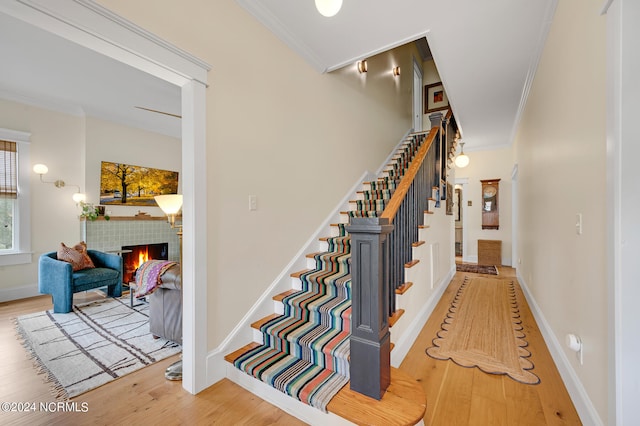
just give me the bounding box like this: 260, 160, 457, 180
429, 111, 443, 129
346, 217, 394, 400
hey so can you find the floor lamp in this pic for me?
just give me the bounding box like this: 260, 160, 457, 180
154, 194, 183, 381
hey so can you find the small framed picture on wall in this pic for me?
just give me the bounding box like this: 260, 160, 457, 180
424, 82, 449, 113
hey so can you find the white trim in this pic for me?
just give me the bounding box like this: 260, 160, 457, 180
508, 0, 558, 146
511, 164, 519, 271
517, 271, 603, 426
0, 128, 32, 265
0, 283, 39, 303
0, 0, 211, 395
390, 266, 454, 367
454, 177, 469, 261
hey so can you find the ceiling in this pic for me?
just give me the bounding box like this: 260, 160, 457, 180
0, 1, 557, 150
0, 12, 181, 139
237, 0, 557, 150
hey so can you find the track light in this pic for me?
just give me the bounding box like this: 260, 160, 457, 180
392, 66, 401, 77
357, 60, 368, 73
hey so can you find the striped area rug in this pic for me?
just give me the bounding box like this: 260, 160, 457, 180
232, 134, 425, 411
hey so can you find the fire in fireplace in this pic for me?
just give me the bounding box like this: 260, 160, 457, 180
121, 243, 169, 283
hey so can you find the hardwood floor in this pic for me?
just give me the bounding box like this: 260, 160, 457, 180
0, 267, 581, 425
400, 267, 582, 425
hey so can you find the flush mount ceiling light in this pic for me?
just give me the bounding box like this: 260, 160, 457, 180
315, 0, 343, 17
392, 66, 401, 77
454, 142, 470, 168
357, 60, 368, 73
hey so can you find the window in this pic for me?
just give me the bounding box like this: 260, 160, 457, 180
0, 128, 31, 266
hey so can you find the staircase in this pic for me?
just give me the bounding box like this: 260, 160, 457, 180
225, 134, 427, 409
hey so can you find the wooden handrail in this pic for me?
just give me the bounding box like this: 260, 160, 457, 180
380, 127, 439, 223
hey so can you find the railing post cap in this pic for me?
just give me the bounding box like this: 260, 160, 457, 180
346, 217, 393, 234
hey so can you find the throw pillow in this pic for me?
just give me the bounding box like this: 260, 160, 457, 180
57, 241, 96, 271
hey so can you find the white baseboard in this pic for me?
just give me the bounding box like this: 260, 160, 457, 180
391, 266, 454, 367
0, 283, 39, 303
516, 271, 603, 426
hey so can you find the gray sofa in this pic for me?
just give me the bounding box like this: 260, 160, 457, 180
149, 263, 182, 345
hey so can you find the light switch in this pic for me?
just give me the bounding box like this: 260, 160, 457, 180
576, 213, 582, 235
249, 195, 257, 211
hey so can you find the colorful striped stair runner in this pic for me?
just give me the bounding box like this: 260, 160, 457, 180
231, 133, 426, 411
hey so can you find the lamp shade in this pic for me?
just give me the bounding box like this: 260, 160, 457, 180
455, 153, 470, 168
33, 164, 49, 174
72, 192, 87, 203
155, 194, 183, 215
315, 0, 342, 17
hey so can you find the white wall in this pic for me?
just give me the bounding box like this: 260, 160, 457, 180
513, 0, 607, 422
99, 0, 420, 348
0, 97, 181, 300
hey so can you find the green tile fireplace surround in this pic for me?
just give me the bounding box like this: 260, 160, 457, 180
81, 216, 181, 263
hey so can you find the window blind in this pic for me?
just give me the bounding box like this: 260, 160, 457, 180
0, 140, 17, 199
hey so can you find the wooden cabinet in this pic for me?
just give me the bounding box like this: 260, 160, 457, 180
481, 179, 500, 230
478, 239, 501, 266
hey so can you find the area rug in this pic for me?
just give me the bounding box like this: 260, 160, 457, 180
426, 277, 539, 384
15, 296, 181, 399
456, 263, 498, 275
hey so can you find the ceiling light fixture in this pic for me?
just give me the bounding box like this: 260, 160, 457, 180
315, 0, 343, 17
357, 60, 368, 74
392, 66, 401, 77
454, 142, 470, 168
33, 163, 86, 202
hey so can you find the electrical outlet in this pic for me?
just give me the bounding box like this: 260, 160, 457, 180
249, 195, 257, 211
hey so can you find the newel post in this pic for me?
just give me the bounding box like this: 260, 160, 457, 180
346, 217, 394, 400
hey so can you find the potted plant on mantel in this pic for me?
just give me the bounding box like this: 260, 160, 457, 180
79, 201, 110, 221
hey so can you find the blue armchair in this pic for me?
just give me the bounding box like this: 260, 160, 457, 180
38, 250, 123, 313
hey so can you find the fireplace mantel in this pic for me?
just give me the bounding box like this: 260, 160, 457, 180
89, 215, 182, 222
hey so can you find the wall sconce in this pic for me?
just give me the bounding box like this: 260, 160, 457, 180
454, 142, 470, 168
33, 163, 86, 202
357, 60, 368, 74
392, 66, 401, 77
315, 0, 343, 17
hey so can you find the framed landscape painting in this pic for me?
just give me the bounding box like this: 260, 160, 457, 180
99, 161, 179, 206
424, 82, 449, 113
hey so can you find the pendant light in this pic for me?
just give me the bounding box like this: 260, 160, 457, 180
315, 0, 343, 17
455, 142, 470, 168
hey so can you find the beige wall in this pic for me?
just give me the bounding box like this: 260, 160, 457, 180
0, 97, 181, 299
454, 146, 514, 265
84, 117, 181, 218
0, 99, 84, 297
514, 0, 607, 421
99, 0, 421, 348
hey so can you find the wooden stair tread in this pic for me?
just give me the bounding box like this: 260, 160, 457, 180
327, 367, 426, 426
412, 241, 425, 247
418, 225, 430, 229
290, 269, 312, 278
224, 342, 261, 364
396, 282, 413, 295
250, 313, 281, 330
405, 259, 419, 268
424, 210, 434, 215
389, 309, 404, 327
273, 289, 298, 302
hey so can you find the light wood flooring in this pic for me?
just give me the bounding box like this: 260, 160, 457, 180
0, 267, 581, 425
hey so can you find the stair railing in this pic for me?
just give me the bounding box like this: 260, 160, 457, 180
346, 110, 456, 400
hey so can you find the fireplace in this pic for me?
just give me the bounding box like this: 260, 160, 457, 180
122, 243, 169, 283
